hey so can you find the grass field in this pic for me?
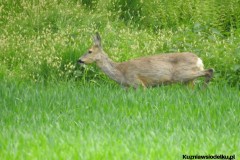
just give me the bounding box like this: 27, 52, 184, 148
0, 80, 239, 159
1, 0, 240, 159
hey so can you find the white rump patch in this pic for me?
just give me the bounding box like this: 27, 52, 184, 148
196, 58, 204, 70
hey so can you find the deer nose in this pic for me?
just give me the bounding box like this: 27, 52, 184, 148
77, 59, 84, 64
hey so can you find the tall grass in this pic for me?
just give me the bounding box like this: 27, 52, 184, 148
0, 80, 239, 159
0, 0, 239, 85
110, 0, 240, 33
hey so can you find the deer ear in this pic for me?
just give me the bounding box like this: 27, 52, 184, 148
93, 32, 102, 47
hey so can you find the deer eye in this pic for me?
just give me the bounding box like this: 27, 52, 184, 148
88, 50, 92, 54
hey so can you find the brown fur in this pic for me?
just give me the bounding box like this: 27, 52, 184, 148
78, 33, 214, 89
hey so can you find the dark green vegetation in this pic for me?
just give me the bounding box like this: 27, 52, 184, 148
0, 0, 240, 85
0, 0, 240, 159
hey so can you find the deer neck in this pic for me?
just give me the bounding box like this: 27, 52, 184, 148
96, 53, 124, 84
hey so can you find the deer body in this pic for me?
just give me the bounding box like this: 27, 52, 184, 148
78, 33, 213, 88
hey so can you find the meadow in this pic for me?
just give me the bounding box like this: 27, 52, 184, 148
0, 80, 239, 159
0, 0, 240, 159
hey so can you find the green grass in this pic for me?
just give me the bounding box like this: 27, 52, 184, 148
0, 0, 240, 85
0, 80, 239, 159
0, 1, 240, 159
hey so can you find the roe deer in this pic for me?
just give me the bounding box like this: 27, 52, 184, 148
78, 33, 213, 89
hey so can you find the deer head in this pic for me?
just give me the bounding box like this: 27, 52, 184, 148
78, 32, 103, 64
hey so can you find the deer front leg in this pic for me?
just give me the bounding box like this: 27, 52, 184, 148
135, 76, 147, 90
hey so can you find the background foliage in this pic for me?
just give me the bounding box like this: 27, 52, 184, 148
0, 0, 240, 85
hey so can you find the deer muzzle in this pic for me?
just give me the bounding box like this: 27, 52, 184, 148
77, 59, 85, 64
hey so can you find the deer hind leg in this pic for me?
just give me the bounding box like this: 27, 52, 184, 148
204, 68, 214, 86
178, 69, 213, 87
193, 68, 214, 88
185, 80, 195, 89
